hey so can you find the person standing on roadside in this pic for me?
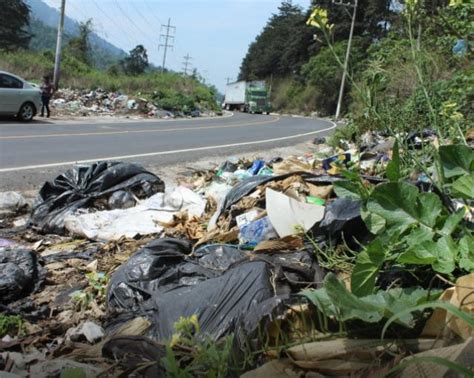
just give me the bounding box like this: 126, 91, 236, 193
40, 75, 54, 118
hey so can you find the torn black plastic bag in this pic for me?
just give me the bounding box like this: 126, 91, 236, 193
30, 161, 165, 234
149, 261, 273, 341
107, 238, 247, 312
0, 249, 42, 304
314, 197, 370, 248
106, 238, 326, 341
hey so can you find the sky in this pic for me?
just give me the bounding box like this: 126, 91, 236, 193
42, 0, 311, 92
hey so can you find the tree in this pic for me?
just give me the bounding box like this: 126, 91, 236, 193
67, 19, 93, 65
239, 2, 315, 80
121, 45, 149, 75
310, 0, 393, 42
0, 0, 31, 51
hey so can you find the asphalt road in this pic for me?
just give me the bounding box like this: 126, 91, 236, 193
0, 112, 335, 190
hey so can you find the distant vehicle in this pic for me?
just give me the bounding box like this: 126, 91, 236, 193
223, 80, 271, 114
0, 71, 42, 121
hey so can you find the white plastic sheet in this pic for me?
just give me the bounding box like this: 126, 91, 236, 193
64, 187, 206, 241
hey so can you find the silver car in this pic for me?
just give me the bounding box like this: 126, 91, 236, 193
0, 71, 42, 122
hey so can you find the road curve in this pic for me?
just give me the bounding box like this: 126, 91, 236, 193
0, 113, 335, 172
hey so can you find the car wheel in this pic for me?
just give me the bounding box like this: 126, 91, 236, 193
18, 103, 35, 122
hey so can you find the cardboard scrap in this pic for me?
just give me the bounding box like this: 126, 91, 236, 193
422, 273, 474, 340
397, 337, 474, 378
266, 188, 325, 237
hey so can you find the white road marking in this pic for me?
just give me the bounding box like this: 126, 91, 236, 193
0, 120, 336, 173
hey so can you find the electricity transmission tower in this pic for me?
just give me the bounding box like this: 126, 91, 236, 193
182, 53, 192, 75
159, 18, 175, 73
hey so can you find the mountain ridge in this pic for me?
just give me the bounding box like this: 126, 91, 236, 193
26, 0, 127, 69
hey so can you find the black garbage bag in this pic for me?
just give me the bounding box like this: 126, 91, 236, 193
0, 249, 41, 304
107, 238, 322, 341
107, 239, 249, 312
150, 261, 273, 341
30, 161, 165, 234
315, 197, 369, 247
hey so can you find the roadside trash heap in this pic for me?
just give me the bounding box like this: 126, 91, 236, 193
0, 129, 473, 376
51, 88, 216, 119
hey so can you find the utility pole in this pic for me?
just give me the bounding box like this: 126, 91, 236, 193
334, 0, 358, 120
53, 0, 66, 89
182, 53, 192, 75
159, 18, 175, 73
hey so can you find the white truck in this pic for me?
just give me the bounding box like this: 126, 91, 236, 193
223, 80, 271, 114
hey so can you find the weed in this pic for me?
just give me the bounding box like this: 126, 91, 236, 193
160, 315, 238, 377
71, 272, 109, 311
0, 314, 25, 338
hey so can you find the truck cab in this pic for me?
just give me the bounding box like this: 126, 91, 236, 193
246, 87, 271, 114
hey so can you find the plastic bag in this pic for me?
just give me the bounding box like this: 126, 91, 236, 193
0, 249, 41, 304
30, 161, 164, 235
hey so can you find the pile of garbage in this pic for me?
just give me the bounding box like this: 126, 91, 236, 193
0, 128, 473, 376
51, 88, 217, 119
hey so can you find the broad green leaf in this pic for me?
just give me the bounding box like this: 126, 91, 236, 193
366, 182, 443, 236
334, 180, 364, 200
398, 246, 437, 265
400, 236, 457, 274
452, 174, 474, 199
351, 239, 386, 297
324, 273, 384, 323
431, 236, 457, 274
386, 140, 401, 182
440, 208, 466, 236
301, 287, 337, 318
439, 144, 474, 179
403, 227, 435, 247
303, 275, 440, 328
361, 205, 386, 235
459, 234, 474, 272
381, 287, 441, 326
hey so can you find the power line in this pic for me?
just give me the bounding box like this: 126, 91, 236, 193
113, 0, 152, 43
90, 0, 138, 48
128, 1, 159, 33
143, 0, 163, 26
159, 18, 175, 72
182, 53, 192, 75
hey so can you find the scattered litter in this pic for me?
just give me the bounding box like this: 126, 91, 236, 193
66, 321, 105, 344
30, 161, 164, 235
64, 187, 205, 241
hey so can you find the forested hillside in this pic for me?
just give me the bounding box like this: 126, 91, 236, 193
25, 0, 126, 68
239, 0, 472, 132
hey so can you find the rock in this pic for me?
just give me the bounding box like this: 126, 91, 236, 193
66, 321, 104, 344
